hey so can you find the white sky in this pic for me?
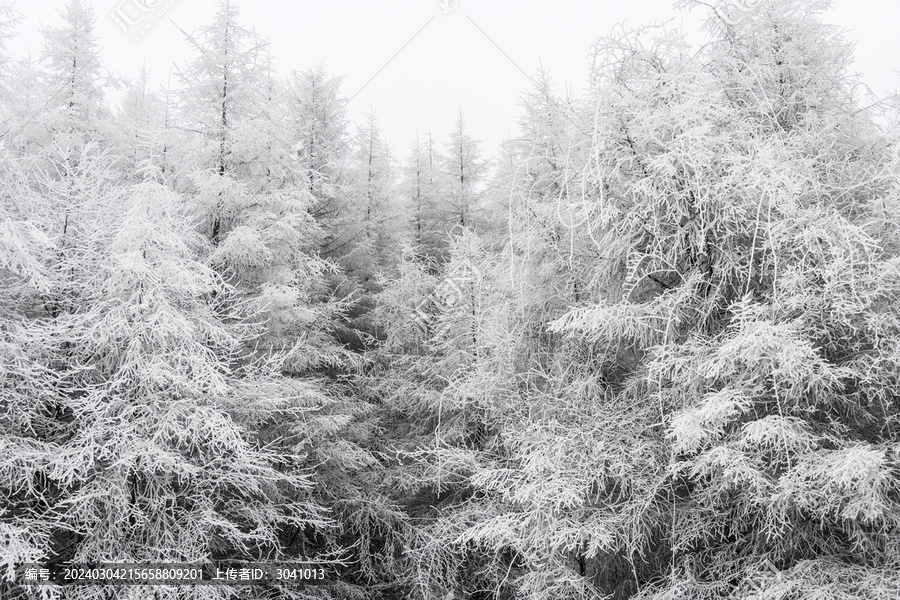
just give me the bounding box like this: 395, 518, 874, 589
5, 0, 900, 162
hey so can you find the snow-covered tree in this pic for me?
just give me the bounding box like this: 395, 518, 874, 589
0, 137, 345, 600
401, 128, 447, 264
286, 64, 349, 230
368, 3, 900, 600
1, 53, 46, 158
336, 111, 404, 287
39, 0, 110, 144
499, 68, 596, 307
174, 0, 265, 181
174, 1, 352, 375
543, 2, 900, 597
0, 1, 19, 131
111, 64, 167, 183
440, 109, 489, 230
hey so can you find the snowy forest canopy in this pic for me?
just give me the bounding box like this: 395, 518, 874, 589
2, 0, 900, 599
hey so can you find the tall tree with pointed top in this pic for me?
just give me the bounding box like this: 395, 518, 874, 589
112, 64, 167, 183
286, 64, 350, 232
39, 0, 109, 143
402, 127, 447, 264
336, 111, 404, 287
441, 108, 489, 230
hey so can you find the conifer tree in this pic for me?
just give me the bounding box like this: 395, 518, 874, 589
336, 111, 403, 288
0, 140, 338, 600
39, 0, 110, 146
286, 65, 349, 232
543, 2, 900, 597
376, 2, 900, 599
0, 1, 18, 134
112, 64, 167, 183
440, 109, 489, 231
175, 0, 350, 373
401, 128, 447, 264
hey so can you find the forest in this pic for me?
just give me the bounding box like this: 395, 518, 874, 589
2, 0, 900, 598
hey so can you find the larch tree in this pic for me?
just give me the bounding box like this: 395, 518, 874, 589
175, 0, 350, 374
2, 53, 46, 157
111, 64, 167, 184
544, 1, 900, 598
0, 1, 19, 135
401, 128, 447, 265
499, 68, 597, 309
172, 8, 394, 599
440, 109, 489, 231
372, 2, 900, 600
174, 0, 264, 181
0, 141, 335, 600
285, 64, 350, 236
336, 111, 403, 288
0, 6, 355, 594
39, 0, 112, 148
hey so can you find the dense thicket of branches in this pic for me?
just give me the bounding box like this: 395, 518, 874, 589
2, 1, 900, 599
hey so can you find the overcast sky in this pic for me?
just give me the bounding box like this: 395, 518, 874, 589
6, 0, 900, 161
